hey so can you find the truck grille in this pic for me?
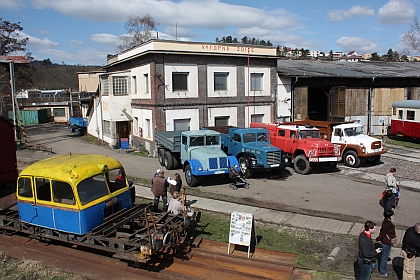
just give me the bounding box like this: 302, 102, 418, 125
209, 157, 228, 169
317, 147, 335, 156
266, 151, 282, 165
371, 141, 382, 149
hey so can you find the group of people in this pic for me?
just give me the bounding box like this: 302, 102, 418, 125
151, 169, 184, 214
357, 168, 420, 279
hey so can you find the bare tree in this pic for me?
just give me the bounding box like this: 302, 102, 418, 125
402, 16, 420, 53
0, 18, 29, 55
116, 14, 158, 53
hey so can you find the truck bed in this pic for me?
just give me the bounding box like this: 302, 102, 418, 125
155, 131, 182, 153
68, 117, 87, 128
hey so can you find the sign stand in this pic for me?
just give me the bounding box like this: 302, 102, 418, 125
228, 211, 257, 258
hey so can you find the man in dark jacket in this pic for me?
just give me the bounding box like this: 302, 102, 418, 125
357, 220, 382, 280
402, 223, 420, 280
151, 170, 169, 212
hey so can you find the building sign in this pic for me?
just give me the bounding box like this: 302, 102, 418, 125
228, 211, 257, 258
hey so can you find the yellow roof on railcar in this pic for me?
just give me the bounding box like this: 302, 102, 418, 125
19, 154, 123, 185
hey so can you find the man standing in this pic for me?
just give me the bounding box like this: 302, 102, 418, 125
357, 220, 382, 280
402, 223, 420, 280
151, 170, 169, 212
384, 168, 398, 211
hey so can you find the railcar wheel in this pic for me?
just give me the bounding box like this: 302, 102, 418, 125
344, 150, 361, 167
293, 154, 312, 175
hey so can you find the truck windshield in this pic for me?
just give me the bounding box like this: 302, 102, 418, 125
205, 135, 220, 145
344, 126, 364, 136
298, 130, 320, 139
243, 132, 269, 143
190, 136, 205, 146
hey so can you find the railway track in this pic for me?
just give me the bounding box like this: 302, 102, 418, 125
0, 232, 311, 279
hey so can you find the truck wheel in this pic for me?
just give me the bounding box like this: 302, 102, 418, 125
172, 154, 180, 169
185, 165, 198, 187
164, 151, 174, 170
343, 150, 361, 168
320, 162, 337, 172
69, 124, 75, 132
365, 155, 381, 165
294, 154, 312, 175
239, 157, 253, 178
158, 149, 165, 166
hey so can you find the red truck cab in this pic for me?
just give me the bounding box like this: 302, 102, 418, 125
250, 123, 341, 174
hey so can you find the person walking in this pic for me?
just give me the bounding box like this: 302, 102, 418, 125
167, 191, 183, 215
376, 210, 396, 277
151, 170, 169, 212
384, 168, 398, 211
402, 223, 420, 280
357, 220, 382, 280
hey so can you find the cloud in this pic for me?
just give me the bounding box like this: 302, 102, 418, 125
0, 0, 25, 10
336, 37, 380, 53
90, 33, 120, 47
378, 0, 415, 25
19, 31, 60, 49
328, 5, 375, 22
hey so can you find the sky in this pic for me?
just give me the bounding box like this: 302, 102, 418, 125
2, 0, 420, 66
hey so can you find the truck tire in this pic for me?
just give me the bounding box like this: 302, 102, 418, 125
239, 157, 253, 178
294, 154, 312, 175
172, 154, 180, 169
185, 165, 198, 187
158, 149, 165, 166
365, 155, 381, 165
343, 150, 361, 168
320, 162, 337, 172
164, 151, 174, 170
69, 124, 75, 132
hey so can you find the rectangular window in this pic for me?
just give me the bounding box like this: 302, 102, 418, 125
331, 87, 345, 119
113, 76, 128, 95
174, 119, 190, 131
132, 76, 137, 93
144, 74, 149, 93
407, 110, 415, 121
172, 73, 188, 91
103, 120, 111, 137
101, 76, 109, 96
214, 72, 228, 91
35, 177, 51, 202
18, 177, 33, 198
398, 110, 403, 119
53, 108, 65, 117
251, 73, 263, 91
251, 114, 264, 123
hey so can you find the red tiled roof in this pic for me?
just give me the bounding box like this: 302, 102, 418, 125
0, 55, 30, 64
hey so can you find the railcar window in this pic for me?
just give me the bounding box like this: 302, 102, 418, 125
107, 169, 126, 193
77, 174, 109, 205
407, 110, 415, 121
35, 178, 52, 201
52, 181, 75, 205
398, 110, 403, 119
17, 177, 33, 198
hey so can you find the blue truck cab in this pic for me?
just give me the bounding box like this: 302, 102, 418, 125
204, 126, 287, 178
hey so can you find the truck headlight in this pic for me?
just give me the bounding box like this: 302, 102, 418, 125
197, 166, 203, 171
255, 150, 261, 154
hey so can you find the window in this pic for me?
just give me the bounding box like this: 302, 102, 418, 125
278, 130, 285, 137
214, 72, 228, 91
174, 119, 190, 131
35, 177, 51, 201
77, 174, 109, 205
52, 180, 75, 205
132, 76, 137, 93
398, 110, 403, 119
53, 108, 65, 116
18, 177, 33, 198
103, 120, 111, 137
251, 73, 263, 91
407, 110, 415, 121
144, 74, 149, 93
290, 131, 296, 139
215, 116, 229, 126
334, 128, 342, 137
173, 73, 188, 91
113, 76, 128, 95
107, 169, 126, 193
251, 114, 264, 123
233, 134, 241, 142
101, 76, 109, 96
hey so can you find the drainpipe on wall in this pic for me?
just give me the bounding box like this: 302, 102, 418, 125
291, 77, 298, 121
368, 77, 375, 135
99, 75, 104, 144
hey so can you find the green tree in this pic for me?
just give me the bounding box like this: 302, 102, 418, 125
371, 52, 380, 61
328, 50, 333, 61
116, 14, 158, 53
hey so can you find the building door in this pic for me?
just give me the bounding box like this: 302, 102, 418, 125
174, 119, 190, 131
118, 121, 130, 138
293, 87, 308, 120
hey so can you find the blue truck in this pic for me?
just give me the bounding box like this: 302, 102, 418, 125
203, 126, 287, 178
68, 117, 87, 136
155, 129, 240, 187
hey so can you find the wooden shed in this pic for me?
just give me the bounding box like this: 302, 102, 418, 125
0, 116, 18, 185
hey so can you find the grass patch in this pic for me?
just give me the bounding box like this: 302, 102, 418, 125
80, 135, 103, 146
380, 136, 420, 149
130, 151, 149, 157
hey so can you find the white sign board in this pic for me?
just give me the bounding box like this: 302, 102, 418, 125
228, 211, 256, 257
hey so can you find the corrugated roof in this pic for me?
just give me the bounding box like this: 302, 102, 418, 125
0, 55, 30, 64
277, 60, 420, 78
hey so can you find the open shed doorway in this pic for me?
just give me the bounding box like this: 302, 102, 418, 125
307, 87, 331, 121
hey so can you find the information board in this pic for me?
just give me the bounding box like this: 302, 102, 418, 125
228, 212, 256, 257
